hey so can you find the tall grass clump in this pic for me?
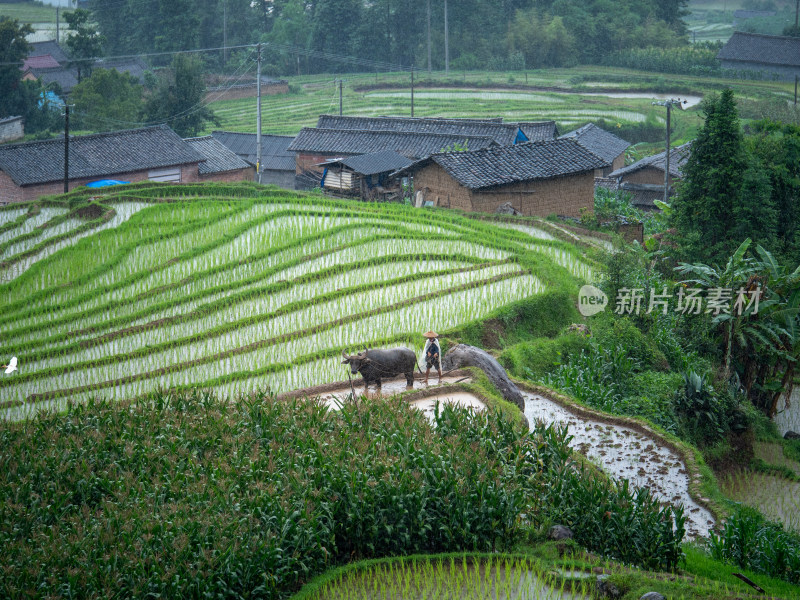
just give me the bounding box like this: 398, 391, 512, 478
0, 390, 532, 599
708, 507, 800, 585
523, 421, 685, 572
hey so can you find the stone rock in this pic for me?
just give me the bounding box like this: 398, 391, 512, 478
639, 593, 666, 600
495, 202, 521, 216
595, 575, 622, 599
441, 344, 525, 411
547, 524, 574, 541
784, 431, 800, 440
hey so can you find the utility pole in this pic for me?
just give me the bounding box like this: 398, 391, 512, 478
652, 98, 686, 205
411, 68, 414, 117
256, 43, 262, 184
444, 0, 449, 74
339, 78, 343, 116
56, 7, 59, 44
223, 0, 228, 65
426, 0, 431, 73
63, 104, 73, 194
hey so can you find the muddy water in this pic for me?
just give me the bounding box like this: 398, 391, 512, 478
522, 391, 715, 539
315, 376, 474, 410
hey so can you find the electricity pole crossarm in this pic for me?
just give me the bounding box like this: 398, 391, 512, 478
652, 98, 687, 205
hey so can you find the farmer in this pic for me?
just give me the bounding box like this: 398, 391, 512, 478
422, 330, 442, 385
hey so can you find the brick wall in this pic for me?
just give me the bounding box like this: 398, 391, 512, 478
199, 167, 254, 183
411, 164, 594, 217
410, 163, 471, 209
471, 172, 594, 218
0, 171, 23, 204
1, 162, 204, 204
0, 117, 24, 144
623, 166, 677, 187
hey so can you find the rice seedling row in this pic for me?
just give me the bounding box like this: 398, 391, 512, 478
3, 272, 537, 410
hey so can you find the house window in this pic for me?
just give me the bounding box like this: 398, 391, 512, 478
148, 167, 182, 182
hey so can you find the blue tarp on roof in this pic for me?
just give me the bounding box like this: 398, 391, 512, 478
85, 179, 129, 188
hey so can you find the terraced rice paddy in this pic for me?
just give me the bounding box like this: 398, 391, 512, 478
299, 555, 591, 600
206, 80, 698, 135
522, 389, 715, 539
0, 185, 596, 420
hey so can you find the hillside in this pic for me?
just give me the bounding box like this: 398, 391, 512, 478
0, 182, 595, 418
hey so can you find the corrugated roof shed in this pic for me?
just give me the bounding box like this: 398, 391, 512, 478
609, 142, 691, 179
558, 123, 630, 165
184, 136, 251, 175
315, 115, 522, 145
323, 150, 413, 176
717, 32, 800, 67
398, 139, 607, 190
211, 131, 296, 171
289, 128, 497, 160
0, 125, 203, 186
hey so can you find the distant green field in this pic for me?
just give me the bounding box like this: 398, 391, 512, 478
205, 66, 795, 148
0, 2, 58, 23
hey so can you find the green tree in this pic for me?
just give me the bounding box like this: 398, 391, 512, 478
71, 68, 143, 130
0, 17, 32, 119
63, 9, 105, 82
672, 90, 747, 264
142, 54, 218, 138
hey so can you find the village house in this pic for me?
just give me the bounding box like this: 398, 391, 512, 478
559, 123, 630, 176
183, 136, 253, 182
211, 131, 297, 189
319, 150, 412, 201
717, 32, 800, 81
604, 142, 691, 210
288, 127, 499, 184
289, 115, 560, 186
0, 125, 248, 203
394, 138, 607, 218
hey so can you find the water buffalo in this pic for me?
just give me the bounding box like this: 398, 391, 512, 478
341, 347, 418, 389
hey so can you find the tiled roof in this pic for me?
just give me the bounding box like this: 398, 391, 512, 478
398, 138, 607, 190
322, 150, 412, 176
22, 55, 61, 70
519, 121, 559, 141
27, 66, 79, 94
289, 127, 497, 160
0, 125, 203, 186
0, 116, 22, 125
559, 123, 630, 165
28, 41, 68, 64
717, 32, 800, 68
609, 142, 691, 179
184, 136, 251, 175
211, 131, 296, 172
315, 115, 522, 145
94, 58, 149, 83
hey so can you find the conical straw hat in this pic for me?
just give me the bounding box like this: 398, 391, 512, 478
423, 330, 439, 338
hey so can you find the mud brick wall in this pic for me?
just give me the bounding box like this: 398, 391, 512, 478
411, 164, 594, 218
623, 166, 678, 187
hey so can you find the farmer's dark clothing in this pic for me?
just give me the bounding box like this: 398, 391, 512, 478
425, 341, 440, 369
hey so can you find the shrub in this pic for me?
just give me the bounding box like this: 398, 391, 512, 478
500, 333, 590, 380
708, 507, 800, 585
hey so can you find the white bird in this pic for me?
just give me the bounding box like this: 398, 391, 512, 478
3, 357, 17, 374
